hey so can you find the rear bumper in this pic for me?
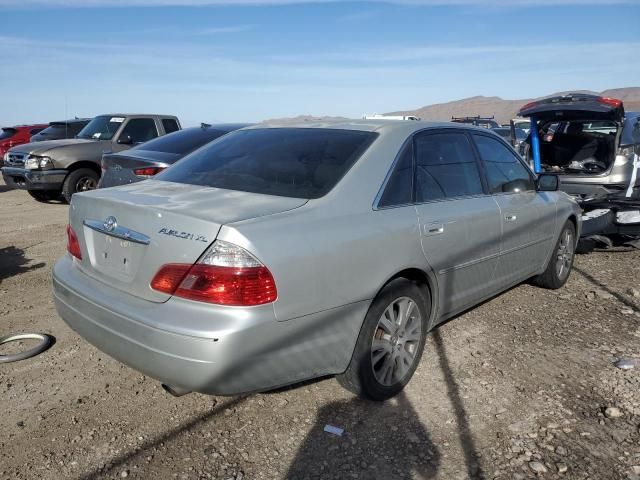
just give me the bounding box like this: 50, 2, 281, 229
1, 167, 66, 190
52, 255, 367, 395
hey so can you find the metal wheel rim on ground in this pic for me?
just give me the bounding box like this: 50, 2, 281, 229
0, 333, 52, 364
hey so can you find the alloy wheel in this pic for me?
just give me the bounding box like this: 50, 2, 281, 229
371, 296, 422, 386
556, 228, 574, 280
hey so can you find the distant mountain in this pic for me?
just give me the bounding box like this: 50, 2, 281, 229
386, 87, 640, 124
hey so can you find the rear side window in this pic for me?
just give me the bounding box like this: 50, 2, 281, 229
378, 143, 413, 208
120, 118, 158, 144
472, 134, 534, 194
0, 128, 17, 140
158, 128, 378, 199
414, 132, 484, 202
133, 128, 228, 158
162, 118, 180, 134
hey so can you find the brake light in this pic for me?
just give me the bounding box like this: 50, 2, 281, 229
66, 224, 82, 260
598, 96, 622, 108
134, 167, 165, 177
150, 240, 277, 306
519, 101, 538, 112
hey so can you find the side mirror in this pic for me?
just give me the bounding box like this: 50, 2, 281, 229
117, 135, 133, 145
536, 174, 559, 192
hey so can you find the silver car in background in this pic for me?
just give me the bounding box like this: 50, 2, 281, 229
53, 121, 581, 401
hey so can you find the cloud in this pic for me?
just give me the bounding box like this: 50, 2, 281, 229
195, 25, 254, 35
0, 0, 635, 7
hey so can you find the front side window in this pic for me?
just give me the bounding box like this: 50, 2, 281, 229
158, 128, 377, 199
378, 143, 413, 208
119, 118, 158, 144
414, 132, 484, 202
472, 134, 534, 194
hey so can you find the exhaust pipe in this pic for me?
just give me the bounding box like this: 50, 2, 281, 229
161, 383, 192, 397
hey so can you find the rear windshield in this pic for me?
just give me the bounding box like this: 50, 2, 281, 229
132, 127, 228, 157
0, 128, 17, 140
158, 128, 378, 199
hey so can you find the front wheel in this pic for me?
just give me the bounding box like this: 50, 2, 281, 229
532, 220, 576, 289
61, 168, 99, 203
337, 278, 430, 401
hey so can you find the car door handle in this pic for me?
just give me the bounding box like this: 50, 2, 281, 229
505, 215, 517, 222
423, 223, 444, 236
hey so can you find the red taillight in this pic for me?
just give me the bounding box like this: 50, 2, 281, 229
598, 96, 622, 108
134, 166, 165, 177
151, 263, 277, 306
519, 101, 538, 113
66, 224, 82, 260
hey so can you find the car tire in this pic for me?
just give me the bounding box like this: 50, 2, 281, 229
61, 168, 99, 203
28, 190, 60, 202
532, 220, 576, 289
337, 278, 430, 401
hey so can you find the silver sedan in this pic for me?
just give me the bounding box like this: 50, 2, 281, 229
53, 120, 581, 401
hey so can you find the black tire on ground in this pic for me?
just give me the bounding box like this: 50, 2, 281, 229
532, 220, 576, 289
61, 168, 99, 203
27, 190, 61, 202
337, 278, 430, 401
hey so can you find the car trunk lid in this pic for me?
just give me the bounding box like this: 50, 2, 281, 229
518, 93, 625, 122
70, 180, 307, 302
100, 151, 180, 187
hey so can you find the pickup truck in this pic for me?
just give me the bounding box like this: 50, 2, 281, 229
1, 113, 181, 203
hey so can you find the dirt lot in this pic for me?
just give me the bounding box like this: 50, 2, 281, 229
1, 178, 639, 480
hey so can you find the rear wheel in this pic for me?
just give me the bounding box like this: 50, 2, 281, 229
61, 168, 99, 203
337, 278, 429, 401
28, 190, 60, 202
532, 220, 576, 289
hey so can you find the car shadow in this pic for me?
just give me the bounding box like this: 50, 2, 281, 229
77, 396, 248, 480
0, 245, 45, 284
572, 264, 639, 312
286, 391, 440, 480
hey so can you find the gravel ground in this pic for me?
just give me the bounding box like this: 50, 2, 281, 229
1, 178, 640, 480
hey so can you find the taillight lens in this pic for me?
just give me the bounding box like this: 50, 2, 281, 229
66, 224, 82, 260
598, 96, 622, 108
150, 240, 277, 306
134, 166, 165, 177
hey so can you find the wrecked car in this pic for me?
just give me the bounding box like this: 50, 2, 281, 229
519, 94, 640, 249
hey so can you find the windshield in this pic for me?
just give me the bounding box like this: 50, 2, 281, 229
157, 128, 378, 199
0, 128, 17, 140
133, 127, 228, 157
76, 115, 124, 140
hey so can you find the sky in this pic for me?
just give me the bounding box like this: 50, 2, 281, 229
0, 0, 638, 126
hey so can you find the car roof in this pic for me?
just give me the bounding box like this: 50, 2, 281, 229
49, 118, 91, 125
97, 113, 178, 118
250, 119, 486, 135
202, 123, 254, 132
